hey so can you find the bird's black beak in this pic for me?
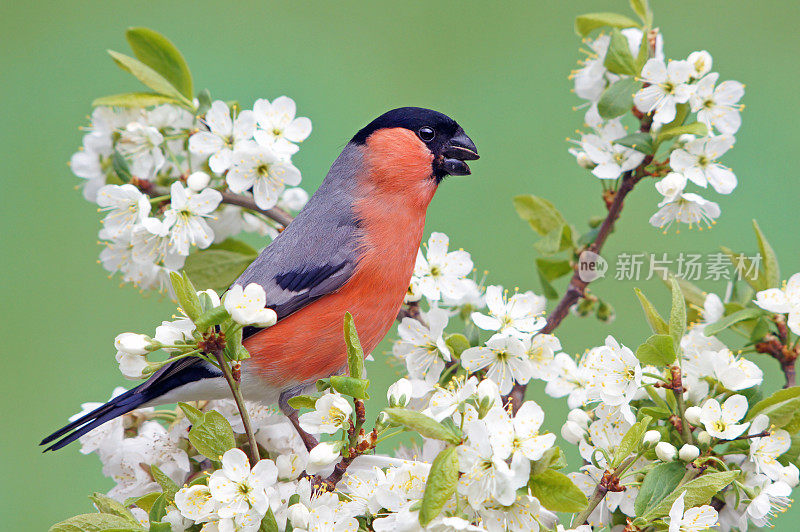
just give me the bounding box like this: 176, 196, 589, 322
438, 129, 479, 177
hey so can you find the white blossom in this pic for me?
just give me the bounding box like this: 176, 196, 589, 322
224, 283, 278, 327
690, 73, 745, 135
670, 135, 737, 194
393, 308, 451, 387
461, 335, 532, 394
189, 100, 256, 174
754, 273, 800, 335
252, 96, 312, 156
96, 184, 151, 239
208, 448, 277, 518
471, 285, 546, 339
700, 395, 750, 440
299, 392, 352, 435
634, 58, 694, 124
668, 491, 719, 532
228, 144, 302, 210
412, 232, 474, 302
163, 182, 222, 255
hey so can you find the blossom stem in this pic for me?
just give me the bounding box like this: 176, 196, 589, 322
673, 381, 694, 445
211, 350, 261, 463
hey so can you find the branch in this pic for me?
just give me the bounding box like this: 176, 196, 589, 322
755, 322, 799, 388
506, 159, 650, 411
317, 398, 376, 490
218, 190, 294, 227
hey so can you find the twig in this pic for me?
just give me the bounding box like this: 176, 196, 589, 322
218, 190, 294, 227
135, 180, 294, 228
211, 351, 261, 464
755, 323, 799, 388
670, 366, 694, 445
318, 398, 375, 490
572, 456, 633, 526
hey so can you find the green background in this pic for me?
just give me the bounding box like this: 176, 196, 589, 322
2, 1, 798, 529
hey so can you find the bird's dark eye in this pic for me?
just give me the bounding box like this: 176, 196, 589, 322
417, 126, 435, 142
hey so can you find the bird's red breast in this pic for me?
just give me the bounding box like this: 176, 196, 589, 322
244, 128, 437, 385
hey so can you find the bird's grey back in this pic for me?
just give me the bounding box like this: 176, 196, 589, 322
233, 143, 365, 320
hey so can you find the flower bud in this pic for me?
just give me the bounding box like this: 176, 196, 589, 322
655, 442, 677, 462
196, 288, 221, 308
281, 187, 310, 211
477, 379, 501, 414
561, 421, 587, 445
567, 408, 591, 429
276, 453, 305, 480
679, 444, 700, 462
305, 441, 340, 475
187, 171, 211, 192
697, 431, 712, 446
574, 151, 595, 169
387, 378, 412, 407
780, 464, 800, 488
643, 430, 661, 448
684, 406, 702, 426
595, 300, 615, 323
574, 297, 596, 317
114, 332, 153, 355
287, 503, 310, 530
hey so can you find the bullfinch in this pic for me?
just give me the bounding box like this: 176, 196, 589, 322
42, 107, 479, 452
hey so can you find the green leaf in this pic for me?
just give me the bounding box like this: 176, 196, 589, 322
126, 27, 193, 99
343, 312, 365, 379
747, 387, 800, 432
537, 258, 572, 281
445, 333, 470, 359
168, 271, 202, 321
629, 0, 652, 24
93, 92, 181, 108
635, 334, 676, 366
149, 522, 172, 532
178, 402, 204, 425
513, 195, 566, 236
193, 305, 231, 331
534, 224, 574, 256
419, 446, 459, 526
634, 288, 669, 335
665, 276, 706, 308
597, 77, 638, 119
575, 12, 639, 37
148, 494, 167, 523
112, 150, 132, 182
720, 246, 768, 292
260, 507, 280, 532
614, 132, 654, 155
530, 447, 566, 477
107, 50, 191, 105
528, 470, 588, 513
88, 493, 139, 524
329, 375, 370, 400
668, 277, 686, 347
604, 29, 638, 75
634, 25, 650, 72
634, 461, 685, 516
612, 416, 652, 468
196, 88, 212, 115
209, 238, 258, 255
752, 220, 780, 289
183, 248, 258, 292
49, 513, 144, 532
188, 410, 236, 460
150, 465, 179, 501
643, 470, 740, 520
287, 394, 320, 410
704, 308, 764, 337
384, 408, 461, 444
126, 493, 160, 513
656, 121, 708, 144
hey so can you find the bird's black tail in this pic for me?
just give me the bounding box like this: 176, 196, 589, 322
40, 357, 219, 452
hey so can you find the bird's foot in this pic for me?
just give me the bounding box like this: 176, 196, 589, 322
282, 407, 319, 452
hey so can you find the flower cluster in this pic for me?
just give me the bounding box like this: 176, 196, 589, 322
70, 98, 310, 292
569, 28, 744, 232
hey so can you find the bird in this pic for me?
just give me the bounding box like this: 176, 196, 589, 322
41, 106, 479, 453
